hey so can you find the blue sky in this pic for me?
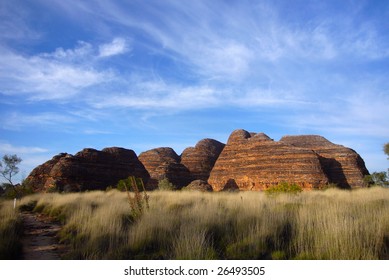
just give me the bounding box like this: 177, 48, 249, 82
1, 0, 388, 182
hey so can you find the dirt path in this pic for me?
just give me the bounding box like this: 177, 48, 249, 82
21, 212, 67, 260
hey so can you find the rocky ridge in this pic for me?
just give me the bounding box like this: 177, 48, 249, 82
26, 129, 370, 192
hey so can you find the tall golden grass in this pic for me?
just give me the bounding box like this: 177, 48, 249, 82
0, 199, 23, 259
13, 187, 389, 259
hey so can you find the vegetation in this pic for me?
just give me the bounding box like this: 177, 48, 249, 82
363, 143, 389, 188
0, 154, 22, 197
264, 182, 303, 195
157, 178, 176, 191
364, 172, 389, 187
116, 176, 149, 220
1, 179, 34, 199
11, 187, 389, 260
0, 199, 23, 259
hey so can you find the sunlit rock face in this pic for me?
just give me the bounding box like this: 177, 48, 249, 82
280, 135, 369, 189
209, 129, 330, 191
27, 147, 149, 192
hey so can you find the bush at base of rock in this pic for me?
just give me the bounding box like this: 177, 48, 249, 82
264, 182, 303, 195
158, 178, 176, 191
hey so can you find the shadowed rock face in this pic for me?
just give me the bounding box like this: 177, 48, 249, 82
154, 162, 192, 189
138, 147, 190, 189
138, 147, 180, 176
27, 147, 149, 192
208, 129, 330, 191
181, 138, 225, 181
139, 140, 224, 189
279, 135, 369, 188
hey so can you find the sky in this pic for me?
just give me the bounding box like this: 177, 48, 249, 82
0, 0, 388, 183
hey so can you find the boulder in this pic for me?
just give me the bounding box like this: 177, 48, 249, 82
208, 129, 330, 191
181, 138, 225, 181
279, 135, 369, 188
27, 147, 149, 192
183, 179, 213, 192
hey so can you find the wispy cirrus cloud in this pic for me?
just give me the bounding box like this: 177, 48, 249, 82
0, 141, 48, 154
0, 111, 76, 130
0, 38, 130, 101
0, 0, 41, 42
90, 78, 223, 110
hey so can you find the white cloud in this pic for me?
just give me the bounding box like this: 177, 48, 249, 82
288, 91, 389, 138
41, 41, 93, 61
0, 142, 48, 154
99, 37, 130, 57
1, 112, 76, 130
0, 42, 115, 101
91, 79, 222, 111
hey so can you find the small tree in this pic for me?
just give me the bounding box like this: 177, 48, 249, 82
0, 154, 22, 190
385, 143, 389, 159
364, 172, 389, 187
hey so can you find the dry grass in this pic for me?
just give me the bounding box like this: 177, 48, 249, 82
0, 199, 23, 259
15, 187, 389, 259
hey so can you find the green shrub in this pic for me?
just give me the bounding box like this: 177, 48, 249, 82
265, 182, 303, 195
158, 178, 175, 191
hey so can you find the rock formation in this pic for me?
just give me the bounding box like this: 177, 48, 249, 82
26, 129, 370, 193
208, 129, 331, 191
26, 153, 69, 192
138, 148, 191, 189
183, 180, 213, 192
27, 147, 149, 192
181, 138, 225, 181
279, 135, 369, 188
139, 139, 224, 189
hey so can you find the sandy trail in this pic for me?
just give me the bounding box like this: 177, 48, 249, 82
21, 212, 67, 260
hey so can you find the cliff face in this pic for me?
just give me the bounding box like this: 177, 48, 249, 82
138, 140, 224, 189
181, 138, 225, 181
138, 147, 191, 189
279, 135, 369, 188
27, 147, 149, 192
208, 129, 330, 191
